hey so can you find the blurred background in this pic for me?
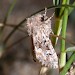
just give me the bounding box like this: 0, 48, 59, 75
0, 0, 75, 75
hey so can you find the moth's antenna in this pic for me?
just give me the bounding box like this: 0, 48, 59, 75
44, 8, 47, 16
44, 12, 55, 21
49, 12, 55, 20
44, 7, 55, 20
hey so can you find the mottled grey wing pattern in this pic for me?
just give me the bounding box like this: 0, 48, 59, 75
27, 14, 58, 68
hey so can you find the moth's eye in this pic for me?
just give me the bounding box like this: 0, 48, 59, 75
46, 53, 52, 55
40, 16, 44, 22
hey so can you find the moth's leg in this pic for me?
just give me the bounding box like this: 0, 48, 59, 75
49, 29, 54, 42
50, 29, 54, 34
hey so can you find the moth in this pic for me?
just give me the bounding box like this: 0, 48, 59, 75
27, 11, 58, 69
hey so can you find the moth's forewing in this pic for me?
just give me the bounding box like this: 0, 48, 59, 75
30, 36, 37, 62
27, 13, 58, 68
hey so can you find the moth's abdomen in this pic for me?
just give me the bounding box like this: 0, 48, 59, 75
33, 34, 58, 68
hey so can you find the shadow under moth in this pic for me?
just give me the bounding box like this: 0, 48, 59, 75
27, 11, 58, 69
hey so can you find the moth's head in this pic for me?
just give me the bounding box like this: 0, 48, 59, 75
35, 14, 48, 22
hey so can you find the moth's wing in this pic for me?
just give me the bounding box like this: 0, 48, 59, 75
30, 35, 37, 62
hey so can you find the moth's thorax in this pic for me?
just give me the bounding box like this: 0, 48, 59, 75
27, 14, 52, 35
